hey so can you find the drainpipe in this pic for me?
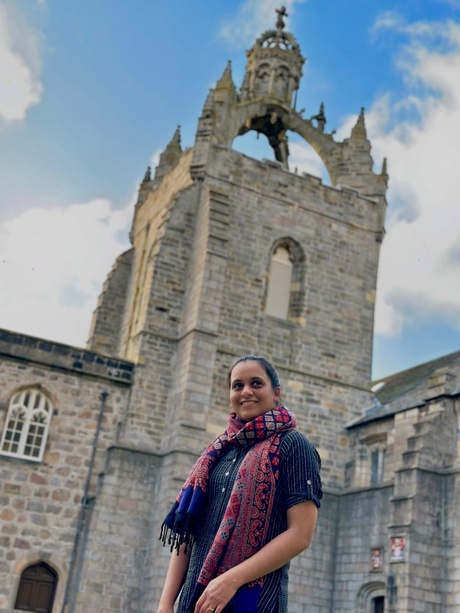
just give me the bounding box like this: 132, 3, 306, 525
61, 389, 109, 613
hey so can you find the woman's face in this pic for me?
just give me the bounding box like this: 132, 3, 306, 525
229, 360, 280, 422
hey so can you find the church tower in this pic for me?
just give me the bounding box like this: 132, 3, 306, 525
83, 8, 388, 611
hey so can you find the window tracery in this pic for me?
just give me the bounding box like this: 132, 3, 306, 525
0, 388, 53, 462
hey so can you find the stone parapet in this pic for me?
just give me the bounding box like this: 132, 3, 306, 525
0, 329, 134, 384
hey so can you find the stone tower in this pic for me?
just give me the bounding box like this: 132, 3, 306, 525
82, 10, 388, 611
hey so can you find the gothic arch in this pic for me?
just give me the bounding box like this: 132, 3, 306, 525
14, 561, 58, 613
357, 581, 386, 613
7, 383, 57, 409
0, 386, 54, 462
265, 237, 306, 321
231, 102, 340, 180
273, 64, 291, 99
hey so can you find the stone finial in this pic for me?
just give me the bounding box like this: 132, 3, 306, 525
381, 157, 388, 176
202, 89, 215, 116
311, 102, 326, 132
351, 107, 367, 140
171, 125, 181, 148
161, 125, 182, 158
142, 166, 151, 183
276, 6, 288, 30
152, 126, 183, 185
216, 61, 234, 89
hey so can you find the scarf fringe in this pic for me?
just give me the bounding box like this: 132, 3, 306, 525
159, 514, 196, 555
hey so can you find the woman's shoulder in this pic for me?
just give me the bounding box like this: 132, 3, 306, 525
280, 429, 321, 465
280, 428, 314, 448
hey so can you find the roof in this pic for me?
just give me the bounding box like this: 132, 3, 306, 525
349, 349, 460, 428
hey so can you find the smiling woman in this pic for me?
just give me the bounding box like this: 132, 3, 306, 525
229, 357, 281, 422
158, 355, 322, 613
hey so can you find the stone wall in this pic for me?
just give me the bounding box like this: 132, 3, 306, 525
332, 486, 392, 611
72, 446, 161, 613
87, 248, 134, 357
0, 330, 133, 612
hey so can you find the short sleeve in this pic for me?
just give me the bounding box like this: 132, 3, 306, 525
279, 430, 322, 509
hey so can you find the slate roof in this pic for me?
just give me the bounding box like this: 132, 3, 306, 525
348, 349, 460, 428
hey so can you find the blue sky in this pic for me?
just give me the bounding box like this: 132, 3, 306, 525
1, 0, 460, 380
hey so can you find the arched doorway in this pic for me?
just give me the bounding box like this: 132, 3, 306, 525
373, 595, 385, 613
357, 581, 386, 613
14, 562, 58, 613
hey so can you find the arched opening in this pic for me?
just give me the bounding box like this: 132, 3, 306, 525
372, 595, 385, 613
265, 238, 305, 321
288, 133, 331, 185
232, 128, 331, 184
15, 562, 58, 613
232, 129, 281, 163
357, 581, 386, 613
255, 62, 271, 96
266, 245, 293, 319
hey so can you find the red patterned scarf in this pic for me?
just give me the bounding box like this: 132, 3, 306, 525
160, 406, 296, 602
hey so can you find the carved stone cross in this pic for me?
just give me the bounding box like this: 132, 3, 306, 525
276, 6, 288, 30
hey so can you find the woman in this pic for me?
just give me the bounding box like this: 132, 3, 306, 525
158, 355, 322, 613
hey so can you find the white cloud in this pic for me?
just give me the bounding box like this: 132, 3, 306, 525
380, 289, 460, 336
220, 0, 305, 47
0, 1, 43, 122
433, 0, 460, 10
288, 139, 329, 182
0, 199, 132, 346
365, 17, 460, 337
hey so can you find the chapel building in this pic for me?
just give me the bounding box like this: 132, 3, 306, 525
1, 10, 459, 613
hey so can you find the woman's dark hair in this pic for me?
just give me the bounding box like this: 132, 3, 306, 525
227, 355, 281, 390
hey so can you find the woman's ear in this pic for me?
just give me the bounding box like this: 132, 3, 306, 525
274, 386, 281, 404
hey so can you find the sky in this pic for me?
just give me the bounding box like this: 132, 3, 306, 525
1, 0, 459, 381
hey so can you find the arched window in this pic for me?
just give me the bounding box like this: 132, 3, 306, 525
255, 62, 271, 96
0, 389, 53, 462
265, 246, 293, 318
265, 239, 305, 321
14, 562, 58, 613
370, 445, 386, 486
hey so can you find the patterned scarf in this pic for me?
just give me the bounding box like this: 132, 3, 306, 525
160, 406, 297, 609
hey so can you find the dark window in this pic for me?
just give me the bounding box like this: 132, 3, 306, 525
15, 562, 57, 613
371, 448, 385, 485
373, 595, 384, 613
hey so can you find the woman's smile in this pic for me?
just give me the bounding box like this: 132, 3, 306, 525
230, 361, 280, 421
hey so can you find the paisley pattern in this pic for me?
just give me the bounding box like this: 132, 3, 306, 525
161, 407, 296, 596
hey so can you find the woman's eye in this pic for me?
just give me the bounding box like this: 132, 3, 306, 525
252, 380, 263, 387
232, 382, 242, 390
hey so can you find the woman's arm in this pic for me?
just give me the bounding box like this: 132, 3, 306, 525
194, 500, 318, 613
157, 545, 191, 613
